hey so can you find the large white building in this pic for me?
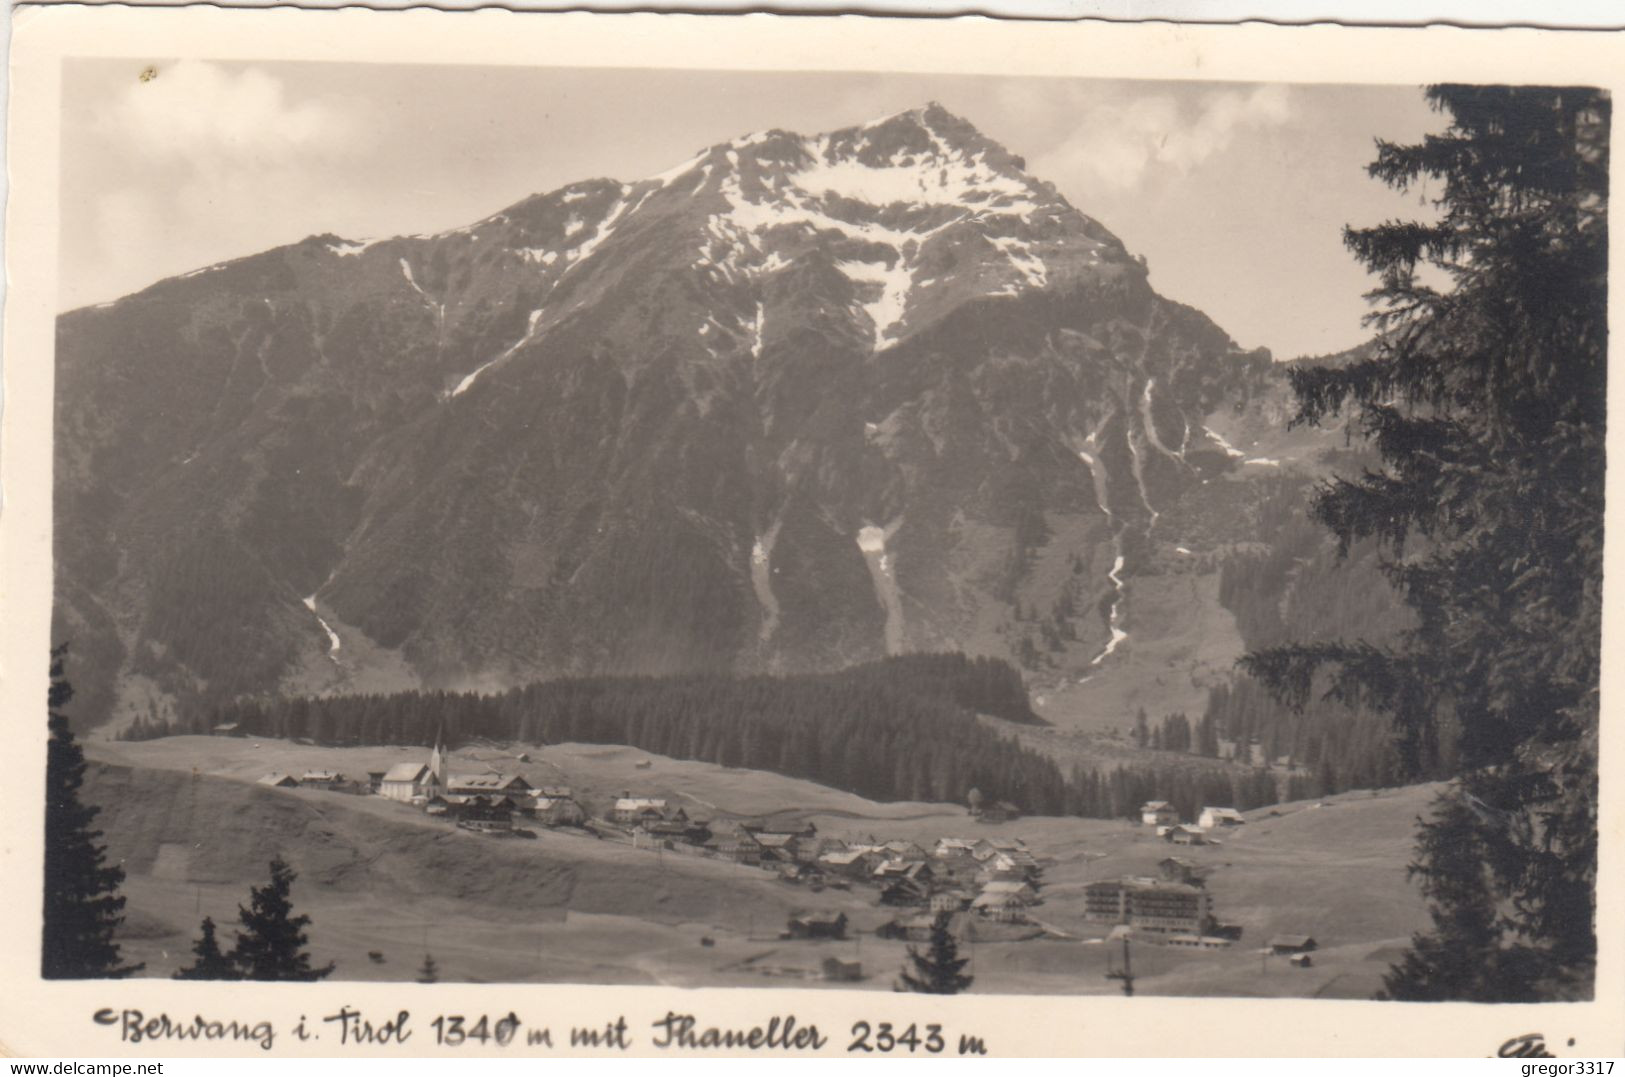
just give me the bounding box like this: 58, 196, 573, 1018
379, 736, 447, 802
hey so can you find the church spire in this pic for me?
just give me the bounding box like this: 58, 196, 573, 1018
429, 725, 446, 789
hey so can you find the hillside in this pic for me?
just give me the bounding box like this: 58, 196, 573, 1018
85, 737, 1433, 996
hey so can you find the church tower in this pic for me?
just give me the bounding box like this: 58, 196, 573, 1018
428, 726, 447, 792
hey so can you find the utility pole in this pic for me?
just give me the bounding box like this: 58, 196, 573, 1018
1105, 933, 1135, 997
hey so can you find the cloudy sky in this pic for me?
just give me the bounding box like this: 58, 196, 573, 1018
60, 61, 1443, 358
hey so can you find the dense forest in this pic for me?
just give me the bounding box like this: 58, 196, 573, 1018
134, 652, 1293, 820
1196, 474, 1436, 793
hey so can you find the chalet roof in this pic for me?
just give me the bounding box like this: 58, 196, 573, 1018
754, 833, 797, 848
875, 861, 929, 878
1203, 806, 1245, 820
788, 911, 847, 926
980, 880, 1034, 895
614, 797, 667, 811
934, 838, 978, 855
257, 773, 296, 786
536, 785, 573, 798
972, 890, 1028, 907
1270, 934, 1316, 948
449, 773, 529, 790
532, 796, 579, 810
301, 770, 340, 781
382, 763, 430, 783
818, 851, 865, 866
1141, 800, 1173, 811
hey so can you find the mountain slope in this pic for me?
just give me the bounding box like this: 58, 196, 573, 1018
57, 103, 1295, 723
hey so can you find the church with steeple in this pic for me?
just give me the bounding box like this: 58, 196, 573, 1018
378, 727, 447, 803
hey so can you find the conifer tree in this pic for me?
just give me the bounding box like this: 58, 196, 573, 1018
42, 645, 141, 979
230, 857, 335, 981
417, 953, 440, 984
174, 916, 240, 980
896, 913, 973, 995
1242, 86, 1606, 999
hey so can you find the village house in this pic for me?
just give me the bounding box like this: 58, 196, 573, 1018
610, 795, 669, 826
257, 773, 299, 789
447, 773, 533, 802
1164, 825, 1208, 846
1084, 877, 1213, 935
976, 801, 1022, 824
710, 831, 763, 865
641, 815, 710, 846
1158, 857, 1204, 886
879, 874, 932, 908
299, 769, 343, 789
1140, 800, 1180, 827
971, 883, 1035, 923
531, 795, 587, 828
777, 861, 823, 884
455, 796, 515, 833
1165, 934, 1233, 950
814, 849, 871, 880
366, 770, 387, 795
929, 889, 973, 915
881, 840, 929, 863
785, 911, 848, 940
1269, 934, 1318, 955
751, 832, 802, 863
1199, 806, 1247, 829
971, 838, 1028, 862
878, 913, 945, 942
212, 722, 244, 737
978, 850, 1042, 884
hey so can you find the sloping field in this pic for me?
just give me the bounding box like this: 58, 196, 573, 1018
82, 737, 1434, 996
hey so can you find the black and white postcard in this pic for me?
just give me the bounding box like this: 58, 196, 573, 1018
3, 8, 1622, 1058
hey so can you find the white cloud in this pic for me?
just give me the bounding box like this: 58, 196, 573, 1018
1036, 84, 1294, 193
104, 60, 360, 166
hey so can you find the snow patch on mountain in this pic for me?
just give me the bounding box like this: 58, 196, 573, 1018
450, 308, 546, 398
327, 238, 378, 257
796, 137, 1033, 209
838, 257, 913, 350
751, 520, 785, 644
1093, 553, 1129, 666
749, 302, 766, 359
1204, 425, 1246, 459
856, 522, 906, 654
302, 594, 342, 659
986, 235, 1048, 289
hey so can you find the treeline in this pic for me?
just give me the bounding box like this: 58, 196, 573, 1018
1203, 478, 1447, 794
1061, 759, 1306, 822
203, 654, 1080, 812
172, 652, 1303, 821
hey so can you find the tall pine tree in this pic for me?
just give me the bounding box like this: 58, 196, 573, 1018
42, 645, 141, 979
896, 913, 973, 995
1242, 86, 1606, 1000
230, 857, 335, 981
173, 916, 240, 981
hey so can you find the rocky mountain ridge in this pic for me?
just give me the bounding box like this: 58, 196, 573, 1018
56, 103, 1323, 728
